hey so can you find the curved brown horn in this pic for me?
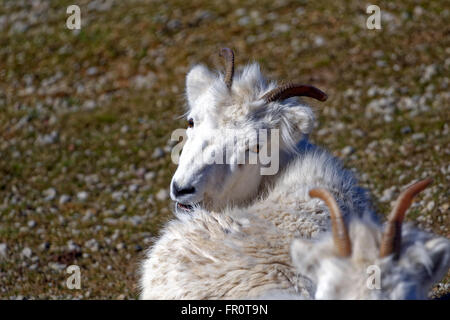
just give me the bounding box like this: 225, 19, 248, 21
262, 83, 328, 103
380, 178, 433, 259
309, 188, 351, 257
219, 48, 234, 89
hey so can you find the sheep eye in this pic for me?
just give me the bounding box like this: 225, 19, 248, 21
187, 118, 194, 128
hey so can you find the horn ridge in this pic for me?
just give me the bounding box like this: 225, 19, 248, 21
262, 83, 328, 103
379, 178, 433, 258
219, 47, 235, 89
309, 188, 351, 257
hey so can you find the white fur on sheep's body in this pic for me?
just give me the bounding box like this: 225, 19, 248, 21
140, 144, 374, 299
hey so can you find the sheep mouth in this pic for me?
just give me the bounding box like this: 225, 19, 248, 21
176, 202, 194, 212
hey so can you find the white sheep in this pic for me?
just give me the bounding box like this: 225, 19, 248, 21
139, 49, 376, 299
291, 178, 450, 299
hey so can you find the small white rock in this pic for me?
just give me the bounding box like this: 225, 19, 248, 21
117, 204, 126, 213
0, 243, 7, 259
144, 171, 156, 181
86, 67, 98, 76
39, 242, 50, 251
83, 100, 96, 110
59, 194, 71, 205
120, 125, 129, 133
156, 189, 169, 201
27, 220, 37, 228
128, 184, 139, 193
412, 133, 426, 141
48, 262, 66, 271
341, 146, 355, 156
129, 215, 143, 226
77, 191, 89, 201
67, 240, 81, 252
82, 210, 94, 222
380, 187, 396, 203
43, 188, 56, 201
84, 239, 99, 252
21, 247, 32, 259
111, 191, 123, 201
116, 243, 126, 250
314, 36, 325, 47
38, 131, 59, 146
152, 148, 165, 159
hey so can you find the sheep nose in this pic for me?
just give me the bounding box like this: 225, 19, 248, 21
172, 182, 196, 198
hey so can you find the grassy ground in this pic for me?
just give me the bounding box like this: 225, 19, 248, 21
0, 0, 448, 299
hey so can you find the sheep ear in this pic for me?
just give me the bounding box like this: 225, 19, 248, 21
422, 237, 450, 285
278, 105, 315, 146
290, 239, 321, 281
186, 64, 216, 107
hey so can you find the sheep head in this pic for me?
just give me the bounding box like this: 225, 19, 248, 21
291, 178, 450, 299
171, 48, 327, 212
